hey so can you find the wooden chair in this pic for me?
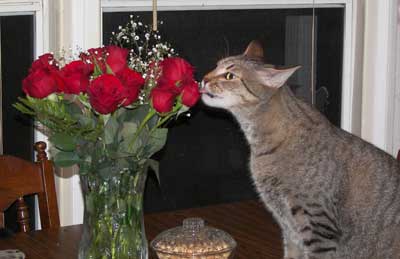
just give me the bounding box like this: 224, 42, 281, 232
0, 141, 60, 232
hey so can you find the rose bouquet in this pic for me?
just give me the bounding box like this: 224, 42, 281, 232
14, 17, 199, 259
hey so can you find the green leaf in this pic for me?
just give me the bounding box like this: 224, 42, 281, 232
105, 63, 114, 75
119, 122, 138, 141
118, 118, 155, 155
147, 159, 160, 184
64, 101, 83, 120
118, 127, 146, 155
104, 115, 119, 144
115, 158, 130, 170
54, 151, 80, 167
142, 128, 168, 157
114, 107, 127, 121
148, 112, 159, 128
98, 166, 115, 180
123, 104, 150, 124
92, 58, 103, 78
49, 133, 77, 152
13, 103, 35, 115
78, 115, 95, 128
77, 94, 91, 110
78, 161, 91, 176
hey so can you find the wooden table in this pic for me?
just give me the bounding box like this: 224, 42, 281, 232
0, 200, 283, 258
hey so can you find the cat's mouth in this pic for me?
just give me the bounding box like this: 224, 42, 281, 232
200, 89, 219, 98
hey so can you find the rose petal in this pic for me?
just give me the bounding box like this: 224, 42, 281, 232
151, 87, 177, 113
181, 81, 200, 107
106, 46, 129, 75
88, 74, 125, 114
23, 69, 58, 99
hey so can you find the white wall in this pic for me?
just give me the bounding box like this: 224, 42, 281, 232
393, 0, 400, 157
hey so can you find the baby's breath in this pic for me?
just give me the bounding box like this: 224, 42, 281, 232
109, 15, 177, 101
109, 15, 176, 73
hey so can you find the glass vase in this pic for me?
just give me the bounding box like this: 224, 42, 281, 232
78, 161, 148, 259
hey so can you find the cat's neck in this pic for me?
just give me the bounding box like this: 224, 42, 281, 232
231, 85, 321, 151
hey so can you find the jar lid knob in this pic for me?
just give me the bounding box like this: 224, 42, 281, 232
183, 217, 204, 232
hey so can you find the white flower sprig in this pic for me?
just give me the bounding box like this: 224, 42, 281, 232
109, 15, 175, 75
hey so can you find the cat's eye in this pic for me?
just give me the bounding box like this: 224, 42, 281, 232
225, 72, 236, 80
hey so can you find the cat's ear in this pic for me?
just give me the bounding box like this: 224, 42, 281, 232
244, 40, 264, 59
258, 66, 301, 88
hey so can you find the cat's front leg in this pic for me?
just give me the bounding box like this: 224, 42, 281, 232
283, 229, 305, 259
284, 231, 336, 259
284, 240, 304, 259
289, 202, 341, 259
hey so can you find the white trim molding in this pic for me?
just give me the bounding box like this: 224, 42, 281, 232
102, 0, 347, 11
361, 0, 399, 154
0, 0, 41, 14
0, 0, 49, 56
393, 0, 400, 157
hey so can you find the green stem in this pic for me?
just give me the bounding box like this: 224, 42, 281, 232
128, 109, 156, 152
150, 103, 182, 133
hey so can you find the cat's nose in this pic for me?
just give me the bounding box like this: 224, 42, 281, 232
200, 80, 209, 93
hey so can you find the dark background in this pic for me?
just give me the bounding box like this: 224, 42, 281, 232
1, 15, 35, 233
103, 8, 344, 213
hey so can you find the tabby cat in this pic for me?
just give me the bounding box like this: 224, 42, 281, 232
201, 41, 400, 259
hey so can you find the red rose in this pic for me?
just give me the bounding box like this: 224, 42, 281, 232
118, 68, 145, 106
80, 47, 106, 73
30, 53, 58, 73
158, 57, 195, 94
106, 46, 129, 75
181, 81, 200, 107
81, 47, 106, 63
62, 60, 92, 76
52, 71, 65, 93
60, 73, 89, 94
87, 47, 106, 58
60, 61, 92, 94
151, 88, 177, 113
88, 74, 124, 114
22, 69, 58, 98
156, 81, 182, 94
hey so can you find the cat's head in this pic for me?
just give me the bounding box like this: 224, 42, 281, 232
201, 41, 299, 110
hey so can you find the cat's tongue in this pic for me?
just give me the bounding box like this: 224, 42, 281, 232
199, 89, 208, 94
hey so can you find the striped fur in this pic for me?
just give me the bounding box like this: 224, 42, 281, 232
201, 42, 400, 258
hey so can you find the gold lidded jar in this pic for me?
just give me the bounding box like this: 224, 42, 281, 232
150, 217, 236, 259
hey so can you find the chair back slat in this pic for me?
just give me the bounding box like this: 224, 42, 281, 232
0, 156, 44, 200
0, 212, 4, 229
37, 159, 60, 229
16, 197, 30, 232
0, 141, 60, 232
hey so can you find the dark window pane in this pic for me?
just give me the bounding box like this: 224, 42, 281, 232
103, 8, 344, 212
1, 15, 35, 232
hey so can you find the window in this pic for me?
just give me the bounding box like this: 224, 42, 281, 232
103, 6, 344, 212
